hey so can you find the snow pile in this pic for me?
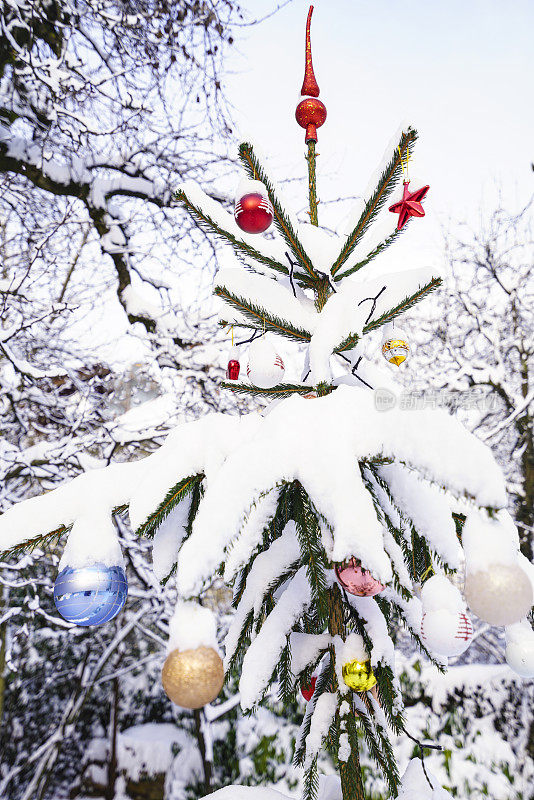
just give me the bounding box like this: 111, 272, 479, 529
59, 514, 123, 569
117, 723, 199, 781
167, 601, 219, 654
206, 787, 294, 800
462, 509, 520, 571
397, 759, 453, 800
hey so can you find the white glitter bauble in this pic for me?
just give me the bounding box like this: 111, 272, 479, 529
506, 639, 534, 678
421, 610, 474, 657
505, 621, 534, 677
247, 338, 285, 389
464, 564, 533, 626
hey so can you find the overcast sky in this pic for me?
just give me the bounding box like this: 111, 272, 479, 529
224, 0, 533, 268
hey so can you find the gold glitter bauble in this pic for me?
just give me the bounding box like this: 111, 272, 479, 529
464, 564, 533, 627
382, 338, 410, 366
342, 658, 377, 692
161, 646, 224, 709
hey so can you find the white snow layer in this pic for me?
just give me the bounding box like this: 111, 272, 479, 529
1, 388, 507, 605
59, 514, 123, 569
224, 489, 282, 582
167, 600, 219, 654
206, 787, 293, 800
289, 632, 331, 676
178, 387, 506, 595
421, 575, 465, 614
308, 267, 440, 383
346, 596, 395, 668
238, 568, 311, 709
178, 180, 289, 270
378, 464, 462, 568
224, 522, 300, 664
151, 499, 191, 581
305, 692, 338, 763
462, 510, 520, 573
398, 758, 453, 800
117, 723, 200, 782
215, 268, 315, 334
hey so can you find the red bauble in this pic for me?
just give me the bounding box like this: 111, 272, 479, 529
226, 359, 240, 381
388, 180, 430, 230
235, 193, 273, 234
335, 558, 385, 597
301, 676, 317, 701
295, 97, 327, 143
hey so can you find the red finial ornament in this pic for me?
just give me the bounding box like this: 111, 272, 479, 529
295, 5, 326, 143
301, 6, 320, 97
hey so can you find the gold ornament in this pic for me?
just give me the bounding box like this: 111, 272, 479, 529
161, 646, 224, 709
342, 658, 377, 692
382, 337, 410, 366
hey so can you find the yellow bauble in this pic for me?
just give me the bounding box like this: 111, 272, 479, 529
161, 646, 224, 709
382, 338, 410, 366
342, 658, 377, 692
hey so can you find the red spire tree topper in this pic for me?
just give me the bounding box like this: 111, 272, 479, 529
295, 5, 326, 143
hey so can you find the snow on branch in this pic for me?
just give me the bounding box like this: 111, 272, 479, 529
377, 464, 462, 569
0, 387, 507, 594
175, 181, 293, 280
238, 567, 312, 709
177, 387, 507, 595
224, 522, 300, 665
215, 268, 315, 341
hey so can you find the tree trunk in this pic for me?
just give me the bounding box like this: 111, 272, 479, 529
194, 708, 212, 795
327, 584, 365, 800
0, 586, 7, 727
517, 352, 533, 561
106, 677, 120, 800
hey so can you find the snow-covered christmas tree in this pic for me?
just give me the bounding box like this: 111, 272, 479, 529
2, 7, 533, 800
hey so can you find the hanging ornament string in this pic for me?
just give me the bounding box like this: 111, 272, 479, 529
398, 143, 410, 182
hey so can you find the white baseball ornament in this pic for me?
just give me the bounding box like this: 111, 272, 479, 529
420, 575, 474, 657
421, 610, 473, 657
247, 338, 285, 389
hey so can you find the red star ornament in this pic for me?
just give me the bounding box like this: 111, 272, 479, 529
389, 181, 430, 230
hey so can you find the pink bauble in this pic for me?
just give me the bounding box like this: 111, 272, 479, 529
335, 558, 385, 597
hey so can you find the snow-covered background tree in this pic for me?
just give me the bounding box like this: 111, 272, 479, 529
1, 5, 534, 800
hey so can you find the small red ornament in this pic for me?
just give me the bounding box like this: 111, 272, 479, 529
388, 181, 430, 230
295, 6, 326, 143
335, 558, 385, 597
234, 180, 273, 234
301, 676, 317, 701
226, 360, 240, 381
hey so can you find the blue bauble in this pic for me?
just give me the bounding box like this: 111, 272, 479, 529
54, 563, 128, 626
